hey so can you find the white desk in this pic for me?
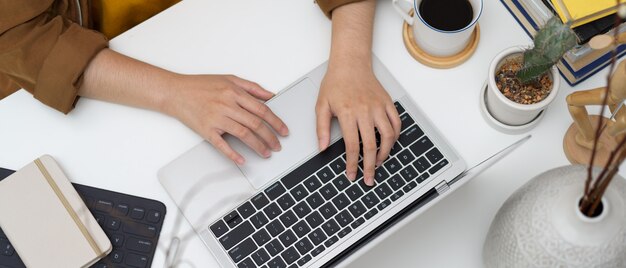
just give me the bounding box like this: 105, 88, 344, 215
0, 0, 621, 267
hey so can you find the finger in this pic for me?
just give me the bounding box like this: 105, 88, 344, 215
358, 117, 377, 186
316, 101, 332, 151
227, 75, 274, 101
222, 118, 272, 158
375, 113, 396, 167
386, 104, 402, 139
238, 94, 289, 136
226, 106, 282, 152
206, 133, 245, 165
339, 115, 360, 181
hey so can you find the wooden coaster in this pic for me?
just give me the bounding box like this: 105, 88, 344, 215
402, 11, 480, 69
563, 115, 619, 167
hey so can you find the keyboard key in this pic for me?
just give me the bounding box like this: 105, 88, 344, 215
281, 139, 346, 189
130, 207, 146, 220
403, 181, 418, 193
125, 253, 148, 268
390, 191, 404, 202
329, 158, 346, 175
417, 173, 430, 184
426, 148, 444, 164
348, 202, 366, 218
332, 174, 350, 191
279, 230, 297, 247
219, 221, 254, 250
331, 193, 350, 210
238, 202, 256, 219
303, 176, 322, 192
290, 185, 308, 202
397, 149, 415, 166
377, 199, 391, 211
298, 254, 312, 266
111, 234, 125, 247
263, 203, 282, 220
252, 249, 271, 265
293, 201, 312, 218
338, 227, 352, 239
364, 208, 379, 220
358, 179, 375, 192
229, 238, 256, 263
293, 220, 311, 238
224, 211, 243, 228
322, 219, 340, 236
295, 238, 314, 255
308, 228, 327, 246
266, 239, 284, 257
116, 204, 129, 216
319, 203, 338, 220
311, 245, 326, 257
108, 218, 121, 230
305, 211, 324, 229
390, 142, 403, 156
374, 182, 393, 200
253, 229, 271, 246
429, 159, 449, 175
281, 246, 300, 265
374, 167, 390, 183
1, 240, 14, 256
277, 194, 296, 211
111, 251, 124, 263
319, 184, 338, 200
324, 236, 339, 248
266, 219, 285, 236
345, 184, 364, 202
383, 158, 402, 175
334, 210, 354, 227
146, 210, 161, 223
413, 156, 431, 173
306, 192, 324, 209
279, 210, 298, 228
394, 101, 405, 114
126, 237, 153, 253
316, 167, 335, 183
265, 182, 286, 200
351, 217, 365, 229
250, 212, 269, 229
238, 258, 256, 268
388, 174, 406, 191
399, 124, 423, 147
400, 166, 419, 182
95, 200, 114, 212
399, 113, 415, 131
409, 136, 434, 158
252, 193, 270, 209
123, 222, 157, 238
267, 256, 287, 268
361, 192, 380, 209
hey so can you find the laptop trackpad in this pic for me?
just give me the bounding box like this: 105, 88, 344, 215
226, 78, 341, 189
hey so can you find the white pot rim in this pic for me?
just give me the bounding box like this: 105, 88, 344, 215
488, 46, 560, 111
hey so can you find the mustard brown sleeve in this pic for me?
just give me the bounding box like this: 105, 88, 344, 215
317, 0, 364, 18
0, 4, 108, 114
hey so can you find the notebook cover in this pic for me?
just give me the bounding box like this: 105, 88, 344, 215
0, 155, 112, 267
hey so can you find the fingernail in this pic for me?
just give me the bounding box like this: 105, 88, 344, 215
347, 172, 356, 181
263, 151, 271, 158
281, 127, 289, 136
236, 157, 245, 165
319, 139, 326, 151
376, 160, 383, 167
274, 143, 282, 152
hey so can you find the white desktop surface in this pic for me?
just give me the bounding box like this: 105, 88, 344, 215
0, 0, 622, 267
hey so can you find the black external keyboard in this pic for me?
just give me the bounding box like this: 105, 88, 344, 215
0, 168, 166, 268
209, 102, 449, 268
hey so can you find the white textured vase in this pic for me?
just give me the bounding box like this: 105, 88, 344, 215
483, 165, 626, 267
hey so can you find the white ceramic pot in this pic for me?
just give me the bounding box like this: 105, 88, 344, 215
483, 165, 626, 267
486, 47, 560, 126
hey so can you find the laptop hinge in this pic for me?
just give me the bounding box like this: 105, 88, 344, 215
435, 180, 450, 195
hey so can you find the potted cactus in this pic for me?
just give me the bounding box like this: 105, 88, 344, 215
486, 17, 577, 127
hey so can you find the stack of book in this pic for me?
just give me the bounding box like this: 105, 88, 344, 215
501, 0, 626, 86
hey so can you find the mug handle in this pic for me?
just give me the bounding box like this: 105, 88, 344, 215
392, 0, 414, 26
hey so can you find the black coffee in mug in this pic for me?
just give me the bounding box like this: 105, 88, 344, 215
418, 0, 473, 31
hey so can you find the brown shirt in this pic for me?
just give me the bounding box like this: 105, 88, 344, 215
0, 0, 361, 114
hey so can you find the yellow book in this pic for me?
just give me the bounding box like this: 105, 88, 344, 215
550, 0, 625, 27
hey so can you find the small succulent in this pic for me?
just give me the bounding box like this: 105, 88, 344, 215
517, 17, 578, 83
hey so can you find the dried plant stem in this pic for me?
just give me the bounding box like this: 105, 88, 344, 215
589, 147, 626, 214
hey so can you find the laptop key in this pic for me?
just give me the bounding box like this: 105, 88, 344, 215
265, 182, 286, 201
358, 179, 375, 192
306, 192, 324, 209
123, 222, 157, 238
303, 176, 322, 192
324, 236, 339, 248
383, 157, 402, 175
332, 174, 350, 191
329, 158, 346, 175
308, 228, 327, 246
266, 239, 284, 257
224, 211, 242, 228
377, 199, 391, 211
281, 247, 300, 265
351, 217, 365, 229
279, 229, 297, 247
228, 238, 256, 263
294, 201, 312, 218
331, 193, 350, 211
263, 203, 282, 220
320, 184, 338, 200
417, 173, 430, 184
238, 202, 256, 219
267, 256, 287, 268
219, 221, 254, 250
338, 227, 352, 239
390, 191, 404, 202
266, 219, 285, 237
126, 237, 152, 253
403, 181, 418, 193
298, 254, 312, 266
210, 220, 229, 238
374, 182, 393, 200
394, 101, 405, 114
238, 258, 255, 268
334, 210, 354, 227
389, 142, 403, 156
293, 220, 311, 238
125, 253, 148, 268
311, 245, 326, 257
290, 185, 308, 202
409, 136, 434, 158
397, 149, 415, 166
279, 210, 298, 228
399, 113, 416, 132
364, 208, 379, 220
319, 203, 338, 220
322, 219, 340, 236
316, 167, 335, 183
250, 212, 269, 229
413, 156, 431, 173
345, 184, 364, 202
277, 193, 296, 211
388, 174, 406, 191
426, 148, 444, 164
252, 193, 270, 210
348, 201, 367, 218
429, 159, 449, 175
361, 192, 380, 209
253, 229, 271, 246
295, 237, 314, 255
252, 249, 270, 266
400, 166, 419, 182
305, 211, 324, 228
374, 167, 390, 183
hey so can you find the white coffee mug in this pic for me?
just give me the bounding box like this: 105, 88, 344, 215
392, 0, 483, 57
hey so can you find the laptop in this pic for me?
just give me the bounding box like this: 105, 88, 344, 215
158, 56, 527, 268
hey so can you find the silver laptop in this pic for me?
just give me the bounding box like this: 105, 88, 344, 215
158, 56, 526, 268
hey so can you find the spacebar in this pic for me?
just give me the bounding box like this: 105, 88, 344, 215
282, 138, 346, 189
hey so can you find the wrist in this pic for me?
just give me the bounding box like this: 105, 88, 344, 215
155, 72, 184, 117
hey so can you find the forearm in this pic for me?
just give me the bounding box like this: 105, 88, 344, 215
328, 0, 376, 70
78, 48, 176, 113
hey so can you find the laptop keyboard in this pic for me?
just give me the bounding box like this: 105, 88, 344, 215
210, 102, 449, 268
0, 169, 166, 268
